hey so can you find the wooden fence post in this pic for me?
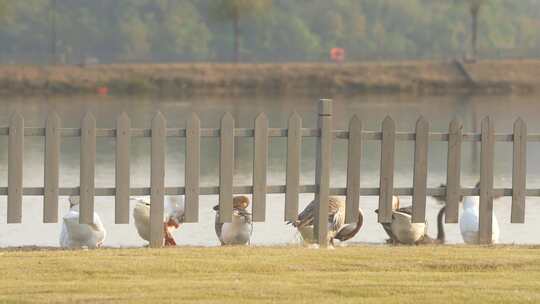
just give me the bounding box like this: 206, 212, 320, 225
511, 118, 526, 223
184, 113, 201, 223
80, 112, 96, 224
314, 99, 333, 247
479, 117, 495, 244
115, 112, 130, 224
378, 116, 395, 223
150, 112, 166, 248
8, 112, 23, 223
219, 113, 234, 223
445, 119, 462, 223
412, 117, 429, 223
253, 113, 268, 222
44, 112, 61, 223
345, 115, 362, 224
285, 112, 301, 221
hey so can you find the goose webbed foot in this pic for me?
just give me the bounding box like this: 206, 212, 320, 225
163, 223, 177, 247
164, 235, 177, 246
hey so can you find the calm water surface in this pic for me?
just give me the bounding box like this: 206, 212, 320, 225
1, 94, 539, 247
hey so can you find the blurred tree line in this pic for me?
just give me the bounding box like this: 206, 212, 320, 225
0, 0, 538, 64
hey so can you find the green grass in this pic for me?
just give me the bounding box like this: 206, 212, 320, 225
0, 245, 539, 303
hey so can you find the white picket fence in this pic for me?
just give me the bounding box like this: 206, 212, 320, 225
0, 99, 534, 247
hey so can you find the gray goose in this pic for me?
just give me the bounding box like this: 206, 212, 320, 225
213, 196, 253, 246
288, 197, 346, 247
375, 204, 446, 245
333, 208, 365, 243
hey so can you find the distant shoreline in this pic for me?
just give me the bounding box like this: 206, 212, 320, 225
1, 60, 539, 97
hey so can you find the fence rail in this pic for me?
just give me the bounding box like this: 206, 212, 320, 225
0, 99, 536, 247
3, 127, 540, 141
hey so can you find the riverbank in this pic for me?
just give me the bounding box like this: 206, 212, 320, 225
1, 245, 539, 303
1, 60, 540, 97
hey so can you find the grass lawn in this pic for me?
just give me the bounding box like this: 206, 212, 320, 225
0, 245, 539, 303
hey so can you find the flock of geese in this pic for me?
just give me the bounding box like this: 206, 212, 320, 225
59, 187, 500, 249
59, 195, 254, 248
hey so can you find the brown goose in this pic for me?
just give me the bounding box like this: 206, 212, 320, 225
288, 197, 346, 247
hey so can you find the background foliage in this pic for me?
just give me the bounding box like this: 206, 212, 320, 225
0, 0, 538, 64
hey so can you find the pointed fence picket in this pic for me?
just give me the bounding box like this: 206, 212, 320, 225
378, 116, 395, 224
445, 119, 462, 223
184, 113, 200, 223
253, 113, 268, 222
150, 112, 166, 248
43, 112, 61, 223
412, 117, 429, 223
479, 117, 495, 244
115, 112, 130, 224
285, 112, 301, 221
44, 113, 60, 223
345, 116, 362, 224
0, 99, 537, 247
8, 113, 23, 223
219, 113, 234, 223
80, 113, 96, 224
512, 118, 526, 223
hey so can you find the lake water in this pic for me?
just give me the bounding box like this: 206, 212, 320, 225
1, 94, 540, 247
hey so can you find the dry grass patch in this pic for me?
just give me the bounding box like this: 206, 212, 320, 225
1, 60, 540, 96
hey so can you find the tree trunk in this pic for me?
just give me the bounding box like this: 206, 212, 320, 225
50, 0, 57, 65
233, 7, 240, 63
470, 5, 480, 61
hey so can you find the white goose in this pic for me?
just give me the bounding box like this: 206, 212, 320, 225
460, 195, 500, 244
132, 196, 185, 246
59, 196, 106, 249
